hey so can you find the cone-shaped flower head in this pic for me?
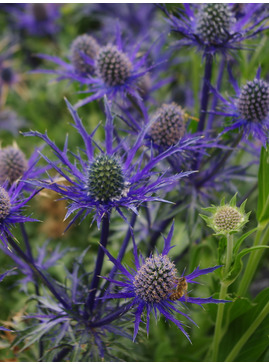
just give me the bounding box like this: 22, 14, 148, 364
87, 154, 127, 202
237, 79, 269, 122
200, 194, 250, 235
96, 45, 132, 87
101, 222, 229, 341
134, 255, 177, 303
149, 103, 186, 149
70, 34, 100, 75
0, 187, 11, 219
196, 4, 235, 44
0, 145, 28, 185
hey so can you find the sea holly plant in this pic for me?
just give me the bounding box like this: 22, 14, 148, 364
0, 3, 269, 362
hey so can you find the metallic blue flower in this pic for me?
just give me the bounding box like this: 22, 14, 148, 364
162, 4, 269, 56
11, 4, 60, 37
100, 223, 229, 341
24, 99, 194, 228
0, 181, 39, 247
36, 28, 160, 112
212, 68, 269, 145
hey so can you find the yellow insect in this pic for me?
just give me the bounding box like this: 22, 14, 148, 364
170, 277, 188, 301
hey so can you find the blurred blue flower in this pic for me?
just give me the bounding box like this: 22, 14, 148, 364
162, 4, 269, 56
25, 99, 194, 228
101, 222, 228, 341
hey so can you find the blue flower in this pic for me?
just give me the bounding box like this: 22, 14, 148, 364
0, 182, 39, 247
100, 222, 229, 341
36, 28, 160, 112
25, 99, 194, 228
11, 4, 60, 37
162, 4, 269, 56
212, 68, 269, 145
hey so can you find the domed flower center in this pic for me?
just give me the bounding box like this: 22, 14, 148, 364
196, 4, 235, 44
0, 146, 28, 184
149, 103, 186, 148
87, 154, 126, 202
96, 45, 132, 87
31, 4, 48, 21
237, 79, 269, 122
0, 187, 11, 220
70, 34, 100, 75
134, 255, 178, 303
213, 206, 243, 233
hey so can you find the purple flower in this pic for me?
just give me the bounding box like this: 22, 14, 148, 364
24, 98, 194, 228
100, 222, 228, 341
37, 27, 159, 112
0, 181, 39, 247
213, 68, 269, 145
162, 4, 269, 56
11, 3, 60, 37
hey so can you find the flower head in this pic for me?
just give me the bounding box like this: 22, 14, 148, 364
200, 194, 250, 235
213, 68, 269, 144
70, 34, 100, 75
25, 98, 194, 228
163, 4, 269, 56
101, 222, 229, 341
0, 145, 28, 185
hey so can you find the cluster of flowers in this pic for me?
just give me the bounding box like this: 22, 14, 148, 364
0, 3, 268, 361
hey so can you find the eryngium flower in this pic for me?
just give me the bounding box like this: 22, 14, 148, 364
36, 30, 156, 110
11, 3, 60, 36
162, 4, 269, 55
0, 182, 39, 247
214, 68, 269, 144
200, 194, 250, 235
0, 145, 28, 184
148, 103, 186, 149
70, 34, 100, 75
25, 99, 194, 227
101, 223, 228, 341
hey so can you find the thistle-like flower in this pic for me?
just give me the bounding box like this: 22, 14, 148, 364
36, 28, 157, 110
200, 194, 250, 236
24, 98, 194, 228
100, 223, 228, 341
162, 4, 269, 55
0, 145, 28, 184
213, 68, 269, 144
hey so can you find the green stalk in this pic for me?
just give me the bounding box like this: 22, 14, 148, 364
238, 225, 269, 297
211, 234, 234, 362
225, 301, 269, 362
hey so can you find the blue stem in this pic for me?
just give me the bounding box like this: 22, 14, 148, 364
198, 53, 213, 132
19, 223, 34, 262
85, 213, 110, 315
206, 56, 225, 131
90, 302, 133, 328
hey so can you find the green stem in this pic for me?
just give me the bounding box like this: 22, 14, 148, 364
238, 226, 269, 297
225, 301, 269, 362
211, 234, 233, 361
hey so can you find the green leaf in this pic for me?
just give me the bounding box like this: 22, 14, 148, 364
223, 246, 269, 286
233, 227, 258, 255
257, 146, 269, 226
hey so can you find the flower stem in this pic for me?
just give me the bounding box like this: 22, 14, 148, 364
85, 213, 110, 315
225, 301, 269, 362
211, 234, 234, 361
19, 223, 34, 262
237, 225, 269, 297
90, 302, 133, 328
198, 53, 213, 133
206, 56, 225, 132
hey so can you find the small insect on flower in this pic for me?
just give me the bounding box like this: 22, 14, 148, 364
101, 222, 229, 342
169, 276, 188, 301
